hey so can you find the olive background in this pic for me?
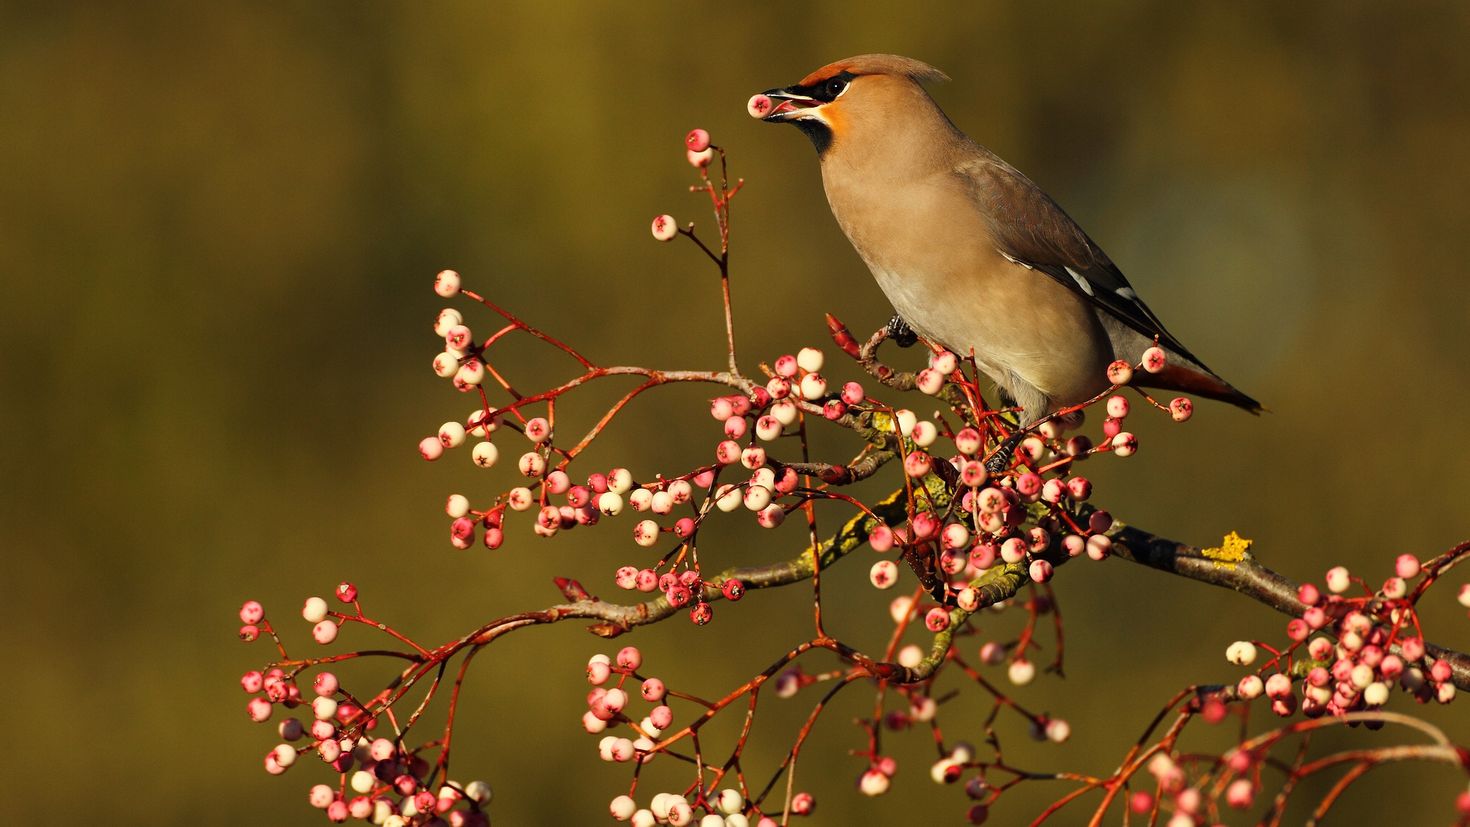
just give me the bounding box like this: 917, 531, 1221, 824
4, 2, 1469, 824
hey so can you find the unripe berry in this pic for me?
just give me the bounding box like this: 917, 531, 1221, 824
1168, 397, 1193, 422
1028, 559, 1053, 583
1325, 566, 1351, 594
869, 560, 898, 589
633, 520, 659, 547
434, 269, 461, 298
743, 484, 772, 511
911, 420, 938, 447
651, 214, 678, 241
470, 440, 499, 469
1105, 395, 1130, 419
454, 358, 485, 388
1265, 673, 1292, 699
1110, 432, 1138, 457
1141, 346, 1166, 373
790, 792, 814, 815
799, 372, 827, 400
1235, 674, 1264, 700
916, 368, 945, 395
1106, 359, 1134, 385
302, 596, 329, 623
419, 436, 445, 461
687, 147, 714, 167
1008, 658, 1036, 686
858, 768, 890, 796
597, 491, 625, 516
1226, 640, 1258, 666
1000, 537, 1027, 564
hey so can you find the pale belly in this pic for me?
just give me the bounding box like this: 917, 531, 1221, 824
867, 258, 1113, 420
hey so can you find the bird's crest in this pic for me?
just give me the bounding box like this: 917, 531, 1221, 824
798, 54, 949, 87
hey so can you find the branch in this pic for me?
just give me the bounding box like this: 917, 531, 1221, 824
1106, 522, 1470, 691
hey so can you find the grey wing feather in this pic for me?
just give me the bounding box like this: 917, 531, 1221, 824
955, 154, 1209, 369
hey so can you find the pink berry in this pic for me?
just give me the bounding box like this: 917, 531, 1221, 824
689, 602, 713, 625
924, 607, 950, 632
748, 94, 775, 118
685, 128, 711, 152
616, 646, 642, 671
1297, 582, 1320, 605
241, 671, 264, 693
722, 579, 745, 601
1029, 559, 1053, 583
1395, 553, 1421, 579
1141, 346, 1166, 374
1066, 476, 1092, 501
641, 678, 666, 703
313, 672, 339, 696
1168, 397, 1193, 422
313, 620, 339, 645
247, 699, 282, 729
1401, 636, 1425, 661
790, 792, 815, 815
1225, 779, 1254, 809
309, 784, 335, 809
614, 566, 638, 590
239, 600, 264, 625
239, 624, 260, 642
965, 542, 994, 569
1105, 395, 1130, 419
651, 214, 678, 242
334, 582, 357, 603
904, 451, 933, 477
419, 436, 445, 461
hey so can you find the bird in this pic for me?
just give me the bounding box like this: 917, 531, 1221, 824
748, 54, 1261, 456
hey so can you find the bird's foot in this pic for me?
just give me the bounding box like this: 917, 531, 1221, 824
885, 314, 918, 348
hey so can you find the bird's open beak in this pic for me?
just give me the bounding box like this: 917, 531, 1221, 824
748, 88, 821, 123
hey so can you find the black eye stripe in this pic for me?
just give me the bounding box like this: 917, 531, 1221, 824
793, 71, 856, 104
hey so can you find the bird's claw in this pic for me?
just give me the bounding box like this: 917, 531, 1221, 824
886, 315, 918, 348
985, 431, 1027, 475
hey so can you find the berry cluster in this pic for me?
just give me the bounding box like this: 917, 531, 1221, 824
1225, 555, 1461, 717
235, 131, 1469, 825
238, 588, 493, 826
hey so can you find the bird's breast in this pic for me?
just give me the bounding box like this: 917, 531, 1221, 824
821, 169, 1111, 404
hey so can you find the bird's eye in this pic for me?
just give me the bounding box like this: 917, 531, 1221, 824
825, 78, 848, 98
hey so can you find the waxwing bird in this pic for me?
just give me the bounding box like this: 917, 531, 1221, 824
749, 54, 1262, 447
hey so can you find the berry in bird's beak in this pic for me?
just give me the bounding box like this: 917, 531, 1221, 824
748, 90, 819, 122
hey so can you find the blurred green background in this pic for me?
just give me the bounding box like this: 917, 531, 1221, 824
4, 1, 1469, 824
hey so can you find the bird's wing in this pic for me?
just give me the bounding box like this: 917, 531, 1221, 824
954, 155, 1207, 368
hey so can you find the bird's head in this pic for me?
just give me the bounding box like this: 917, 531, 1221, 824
748, 54, 950, 156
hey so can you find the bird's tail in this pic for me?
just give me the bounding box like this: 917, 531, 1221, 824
1142, 362, 1264, 415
